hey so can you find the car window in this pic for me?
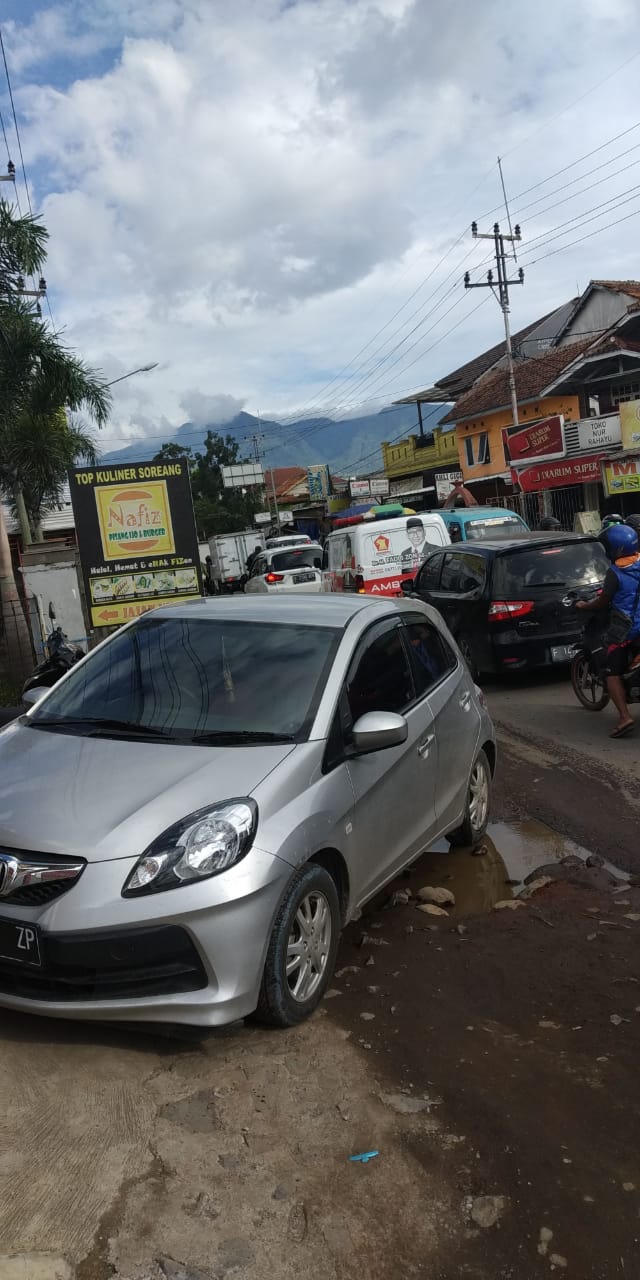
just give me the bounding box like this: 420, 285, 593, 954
440, 552, 476, 593
456, 552, 487, 592
271, 548, 322, 571
403, 618, 457, 696
464, 515, 525, 540
415, 553, 443, 592
493, 541, 609, 593
252, 557, 267, 577
30, 617, 341, 742
346, 625, 414, 722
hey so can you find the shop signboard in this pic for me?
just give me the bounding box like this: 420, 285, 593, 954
619, 398, 640, 450
307, 464, 330, 501
504, 415, 565, 465
434, 470, 463, 502
370, 477, 390, 496
512, 453, 603, 494
350, 479, 371, 498
602, 456, 640, 496
576, 414, 621, 452
69, 459, 202, 628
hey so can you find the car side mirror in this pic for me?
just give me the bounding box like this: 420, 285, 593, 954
22, 685, 48, 707
351, 711, 408, 755
400, 579, 414, 594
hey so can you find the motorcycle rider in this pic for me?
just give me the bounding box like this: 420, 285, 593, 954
576, 523, 640, 738
538, 516, 562, 531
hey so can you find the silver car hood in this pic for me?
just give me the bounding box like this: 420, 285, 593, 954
0, 721, 295, 862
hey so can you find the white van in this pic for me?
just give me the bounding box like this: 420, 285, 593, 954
322, 512, 450, 596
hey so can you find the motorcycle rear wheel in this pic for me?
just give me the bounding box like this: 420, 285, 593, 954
571, 652, 609, 711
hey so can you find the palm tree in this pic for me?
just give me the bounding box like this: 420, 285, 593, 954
0, 201, 111, 681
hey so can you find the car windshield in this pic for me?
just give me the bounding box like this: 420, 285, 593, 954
271, 549, 321, 571
29, 617, 340, 743
464, 516, 524, 540
493, 541, 608, 593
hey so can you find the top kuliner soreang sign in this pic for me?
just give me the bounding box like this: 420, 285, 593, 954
69, 460, 203, 628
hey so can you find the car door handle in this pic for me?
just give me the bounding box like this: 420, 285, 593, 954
459, 691, 472, 711
417, 733, 435, 758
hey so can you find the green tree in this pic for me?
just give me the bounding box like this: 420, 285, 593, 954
155, 432, 261, 538
0, 200, 111, 680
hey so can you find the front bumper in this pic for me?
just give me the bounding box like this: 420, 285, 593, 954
0, 847, 290, 1026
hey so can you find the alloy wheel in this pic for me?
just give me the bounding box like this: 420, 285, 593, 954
286, 890, 332, 1002
469, 758, 489, 832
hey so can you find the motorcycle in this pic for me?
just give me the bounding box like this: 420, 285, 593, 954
22, 626, 84, 699
570, 608, 640, 711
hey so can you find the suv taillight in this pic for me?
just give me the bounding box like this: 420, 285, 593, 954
354, 573, 365, 594
488, 600, 534, 623
265, 572, 285, 583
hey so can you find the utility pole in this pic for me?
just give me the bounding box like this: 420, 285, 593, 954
250, 428, 281, 532
464, 221, 524, 429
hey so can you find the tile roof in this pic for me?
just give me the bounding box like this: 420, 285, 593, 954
439, 337, 596, 424
592, 280, 640, 301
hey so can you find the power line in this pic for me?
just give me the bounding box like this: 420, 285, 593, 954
522, 203, 640, 268
0, 28, 31, 216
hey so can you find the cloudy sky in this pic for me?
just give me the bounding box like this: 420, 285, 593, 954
2, 0, 640, 455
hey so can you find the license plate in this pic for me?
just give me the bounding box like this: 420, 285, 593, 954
0, 918, 41, 967
551, 644, 576, 662
293, 572, 315, 584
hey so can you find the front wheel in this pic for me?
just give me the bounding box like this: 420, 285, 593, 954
255, 864, 341, 1027
447, 748, 492, 847
571, 651, 609, 711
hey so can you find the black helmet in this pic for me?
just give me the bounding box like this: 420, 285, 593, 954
626, 514, 640, 534
538, 516, 561, 531
600, 512, 624, 531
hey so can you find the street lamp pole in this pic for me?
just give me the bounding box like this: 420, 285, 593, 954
105, 362, 159, 388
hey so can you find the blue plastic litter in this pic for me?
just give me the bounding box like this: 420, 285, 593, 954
349, 1150, 379, 1164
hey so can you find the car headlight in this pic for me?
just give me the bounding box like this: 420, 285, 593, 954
122, 799, 258, 897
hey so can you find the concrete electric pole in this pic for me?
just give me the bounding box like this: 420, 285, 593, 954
464, 221, 524, 429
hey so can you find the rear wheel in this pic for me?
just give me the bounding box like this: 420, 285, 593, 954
571, 651, 609, 711
255, 864, 341, 1027
447, 749, 491, 847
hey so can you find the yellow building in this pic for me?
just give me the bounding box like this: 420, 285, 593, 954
438, 340, 595, 489
381, 426, 458, 483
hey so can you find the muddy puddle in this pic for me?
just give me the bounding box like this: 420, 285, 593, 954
386, 819, 627, 919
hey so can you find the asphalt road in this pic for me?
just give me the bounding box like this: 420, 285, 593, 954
0, 671, 639, 1280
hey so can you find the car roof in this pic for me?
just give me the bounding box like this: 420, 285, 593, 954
428, 533, 600, 556
441, 506, 524, 519
148, 594, 411, 629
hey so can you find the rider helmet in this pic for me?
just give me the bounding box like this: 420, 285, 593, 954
538, 516, 561, 531
600, 512, 624, 531
599, 523, 639, 561
625, 513, 640, 534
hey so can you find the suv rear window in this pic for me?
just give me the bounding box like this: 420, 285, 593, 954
493, 541, 608, 594
271, 548, 322, 571
464, 515, 525, 540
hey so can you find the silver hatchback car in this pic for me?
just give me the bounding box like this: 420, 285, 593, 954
0, 595, 495, 1028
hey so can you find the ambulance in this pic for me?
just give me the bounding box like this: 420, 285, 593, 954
322, 511, 449, 596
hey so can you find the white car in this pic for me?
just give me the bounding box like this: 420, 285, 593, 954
245, 544, 324, 594
265, 535, 312, 550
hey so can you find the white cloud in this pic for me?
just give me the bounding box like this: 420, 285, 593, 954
2, 0, 640, 449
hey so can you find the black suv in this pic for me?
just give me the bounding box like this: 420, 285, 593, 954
404, 534, 609, 677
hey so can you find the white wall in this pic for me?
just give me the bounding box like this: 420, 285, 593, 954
22, 559, 88, 657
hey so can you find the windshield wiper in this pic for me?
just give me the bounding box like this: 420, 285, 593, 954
190, 729, 296, 745
30, 717, 177, 740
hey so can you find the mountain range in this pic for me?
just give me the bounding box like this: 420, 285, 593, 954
100, 403, 449, 475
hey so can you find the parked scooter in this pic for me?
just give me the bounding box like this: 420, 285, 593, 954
22, 626, 83, 698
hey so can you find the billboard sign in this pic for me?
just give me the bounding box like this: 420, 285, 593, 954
350, 479, 371, 498
222, 462, 264, 488
576, 414, 621, 452
434, 469, 463, 502
504, 415, 565, 465
512, 453, 603, 493
307, 464, 330, 501
620, 398, 640, 450
370, 477, 390, 496
603, 456, 640, 495
69, 460, 202, 628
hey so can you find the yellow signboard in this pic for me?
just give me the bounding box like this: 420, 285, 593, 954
90, 593, 199, 628
603, 457, 640, 495
95, 480, 175, 561
619, 398, 640, 450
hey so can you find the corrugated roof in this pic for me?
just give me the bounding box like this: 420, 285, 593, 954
439, 337, 596, 424
592, 280, 640, 301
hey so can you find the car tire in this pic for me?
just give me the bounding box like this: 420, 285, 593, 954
255, 863, 341, 1028
446, 748, 491, 847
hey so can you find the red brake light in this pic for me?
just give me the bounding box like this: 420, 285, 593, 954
488, 600, 534, 623
265, 572, 285, 583
354, 573, 365, 593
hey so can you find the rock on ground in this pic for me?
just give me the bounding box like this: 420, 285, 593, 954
417, 886, 456, 907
